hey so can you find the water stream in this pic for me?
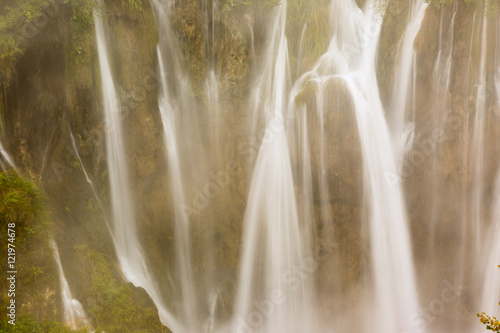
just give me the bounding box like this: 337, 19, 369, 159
51, 240, 91, 330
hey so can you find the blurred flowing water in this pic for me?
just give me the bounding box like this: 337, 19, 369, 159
27, 0, 499, 332
51, 240, 91, 330
0, 113, 16, 171
94, 9, 182, 331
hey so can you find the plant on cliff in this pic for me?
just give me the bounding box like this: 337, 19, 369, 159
124, 0, 144, 11
220, 0, 281, 12
476, 266, 500, 332
0, 171, 72, 330
423, 0, 498, 15
0, 171, 42, 224
0, 314, 86, 332
478, 312, 500, 332
0, 0, 98, 84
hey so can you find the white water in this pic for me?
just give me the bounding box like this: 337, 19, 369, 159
51, 240, 91, 330
341, 8, 420, 333
233, 1, 318, 332
479, 12, 500, 324
70, 132, 108, 226
480, 171, 500, 318
156, 44, 198, 329
206, 70, 222, 167
389, 0, 428, 159
288, 0, 421, 331
0, 116, 16, 171
152, 0, 214, 329
94, 8, 181, 331
0, 140, 15, 171
470, 13, 488, 257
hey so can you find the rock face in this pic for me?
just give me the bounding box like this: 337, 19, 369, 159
1, 0, 500, 331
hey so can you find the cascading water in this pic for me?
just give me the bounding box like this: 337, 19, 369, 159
94, 8, 180, 331
339, 6, 420, 333
51, 240, 91, 330
0, 115, 15, 171
478, 9, 500, 327
480, 171, 500, 321
288, 0, 420, 331
156, 43, 198, 329
232, 1, 318, 332
70, 132, 108, 224
151, 0, 219, 330
388, 0, 428, 159
470, 11, 488, 258
0, 140, 15, 171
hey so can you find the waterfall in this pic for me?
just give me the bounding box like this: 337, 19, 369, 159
94, 8, 180, 331
151, 0, 214, 329
427, 1, 458, 250
480, 171, 500, 320
289, 0, 421, 331
470, 11, 488, 258
233, 1, 318, 332
156, 44, 198, 329
206, 70, 222, 166
479, 10, 500, 326
0, 116, 15, 171
70, 132, 108, 227
51, 240, 91, 330
0, 140, 15, 172
389, 0, 428, 159
341, 3, 420, 330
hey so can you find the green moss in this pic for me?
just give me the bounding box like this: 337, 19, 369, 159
0, 172, 61, 324
0, 315, 86, 332
0, 172, 42, 223
220, 0, 281, 13
0, 0, 98, 85
73, 246, 165, 332
123, 0, 144, 12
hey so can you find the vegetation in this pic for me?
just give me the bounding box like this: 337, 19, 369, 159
74, 245, 165, 332
124, 0, 144, 12
0, 0, 149, 85
0, 171, 43, 225
371, 0, 497, 15
423, 0, 498, 15
220, 0, 281, 12
0, 0, 96, 84
0, 169, 164, 332
478, 312, 500, 332
0, 315, 86, 333
477, 266, 500, 332
0, 171, 64, 329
